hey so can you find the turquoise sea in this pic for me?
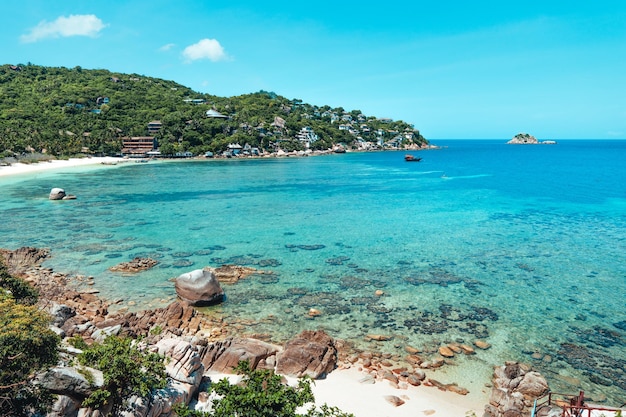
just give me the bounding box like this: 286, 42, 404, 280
1, 140, 625, 404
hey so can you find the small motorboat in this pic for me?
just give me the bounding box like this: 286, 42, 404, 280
404, 154, 422, 162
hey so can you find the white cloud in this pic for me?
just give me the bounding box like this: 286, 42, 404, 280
21, 14, 107, 43
159, 43, 176, 52
182, 38, 229, 62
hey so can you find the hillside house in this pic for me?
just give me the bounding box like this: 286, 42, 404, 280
206, 109, 229, 118
295, 127, 318, 148
147, 121, 162, 134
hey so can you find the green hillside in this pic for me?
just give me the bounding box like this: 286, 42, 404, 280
0, 63, 426, 158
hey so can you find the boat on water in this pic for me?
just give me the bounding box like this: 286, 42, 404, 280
404, 154, 422, 162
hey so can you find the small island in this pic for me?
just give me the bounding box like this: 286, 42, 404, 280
507, 133, 557, 145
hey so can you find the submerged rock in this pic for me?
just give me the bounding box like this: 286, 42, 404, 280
109, 257, 158, 273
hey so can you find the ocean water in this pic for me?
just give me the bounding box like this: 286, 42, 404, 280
1, 140, 625, 404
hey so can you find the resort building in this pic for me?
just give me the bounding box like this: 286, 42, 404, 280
147, 120, 162, 134
295, 127, 319, 148
121, 137, 157, 157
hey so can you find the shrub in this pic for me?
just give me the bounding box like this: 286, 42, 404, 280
173, 360, 354, 417
0, 298, 59, 416
77, 335, 167, 415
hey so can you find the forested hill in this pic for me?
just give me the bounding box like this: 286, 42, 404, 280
0, 63, 426, 158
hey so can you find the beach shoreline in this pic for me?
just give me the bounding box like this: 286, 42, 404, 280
0, 156, 128, 178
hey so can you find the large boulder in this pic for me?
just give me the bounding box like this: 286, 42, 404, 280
36, 366, 104, 397
49, 188, 66, 200
175, 268, 224, 306
200, 337, 280, 374
484, 362, 551, 417
275, 330, 337, 379
155, 338, 204, 386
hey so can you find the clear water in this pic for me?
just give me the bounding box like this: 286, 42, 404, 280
1, 140, 625, 404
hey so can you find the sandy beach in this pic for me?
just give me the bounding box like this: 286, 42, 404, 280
205, 366, 485, 417
0, 156, 128, 178
306, 366, 485, 417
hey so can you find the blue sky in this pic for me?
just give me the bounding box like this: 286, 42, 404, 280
1, 1, 625, 139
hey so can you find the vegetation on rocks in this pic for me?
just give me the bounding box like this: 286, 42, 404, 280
0, 260, 59, 416
0, 63, 426, 160
77, 335, 167, 415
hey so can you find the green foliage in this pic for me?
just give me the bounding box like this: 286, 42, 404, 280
173, 360, 354, 417
0, 64, 426, 159
0, 261, 38, 304
67, 334, 89, 350
77, 335, 167, 415
0, 297, 59, 416
149, 325, 163, 336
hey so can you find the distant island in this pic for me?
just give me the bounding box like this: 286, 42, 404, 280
507, 133, 557, 145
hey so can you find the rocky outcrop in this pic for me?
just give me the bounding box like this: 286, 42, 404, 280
108, 257, 159, 273
200, 337, 280, 374
0, 246, 49, 274
175, 268, 224, 306
507, 133, 538, 144
275, 330, 337, 378
483, 362, 550, 417
507, 133, 556, 145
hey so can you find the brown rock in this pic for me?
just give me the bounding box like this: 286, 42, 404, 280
381, 370, 398, 384
407, 374, 422, 386
516, 371, 549, 398
474, 340, 491, 349
405, 345, 421, 354
448, 344, 462, 353
384, 395, 405, 407
109, 257, 158, 273
447, 384, 469, 395
367, 334, 392, 341
213, 264, 259, 284
459, 344, 475, 355
275, 330, 337, 379
200, 337, 280, 373
439, 346, 455, 357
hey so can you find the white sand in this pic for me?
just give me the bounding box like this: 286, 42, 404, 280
306, 367, 484, 417
0, 156, 126, 178
207, 367, 486, 417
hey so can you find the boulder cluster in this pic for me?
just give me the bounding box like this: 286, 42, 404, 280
483, 362, 551, 417
1, 247, 562, 417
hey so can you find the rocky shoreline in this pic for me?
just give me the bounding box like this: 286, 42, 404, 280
0, 247, 589, 417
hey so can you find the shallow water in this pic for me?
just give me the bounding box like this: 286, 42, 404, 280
1, 140, 625, 404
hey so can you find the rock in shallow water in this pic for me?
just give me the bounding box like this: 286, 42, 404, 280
175, 268, 224, 307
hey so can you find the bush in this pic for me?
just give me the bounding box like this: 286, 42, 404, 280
77, 335, 167, 415
173, 360, 354, 417
0, 298, 59, 416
